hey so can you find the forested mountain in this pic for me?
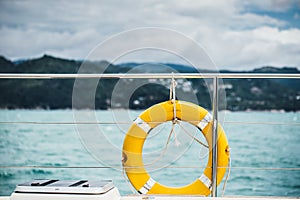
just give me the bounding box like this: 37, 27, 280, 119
0, 55, 299, 111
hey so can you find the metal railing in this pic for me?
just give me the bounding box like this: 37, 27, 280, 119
0, 72, 299, 197
0, 73, 299, 79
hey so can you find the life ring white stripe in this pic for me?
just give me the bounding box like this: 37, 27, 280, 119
134, 117, 151, 133
197, 113, 212, 130
138, 177, 156, 194
199, 174, 212, 190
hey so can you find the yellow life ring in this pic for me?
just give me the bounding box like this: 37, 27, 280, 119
122, 100, 230, 196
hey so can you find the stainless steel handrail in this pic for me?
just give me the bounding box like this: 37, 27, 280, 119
211, 77, 218, 196
0, 73, 299, 79
1, 165, 300, 170
1, 121, 299, 126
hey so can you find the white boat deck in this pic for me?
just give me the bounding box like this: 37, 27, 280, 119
0, 196, 299, 200
121, 196, 299, 200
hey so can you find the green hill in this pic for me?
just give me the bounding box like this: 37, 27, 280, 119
0, 55, 299, 111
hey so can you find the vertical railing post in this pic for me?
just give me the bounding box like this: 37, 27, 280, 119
211, 76, 218, 197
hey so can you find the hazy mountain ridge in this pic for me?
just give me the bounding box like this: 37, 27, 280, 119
0, 55, 299, 111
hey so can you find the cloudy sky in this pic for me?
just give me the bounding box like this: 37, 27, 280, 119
0, 0, 299, 69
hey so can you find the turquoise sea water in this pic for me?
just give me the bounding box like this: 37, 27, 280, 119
0, 109, 299, 197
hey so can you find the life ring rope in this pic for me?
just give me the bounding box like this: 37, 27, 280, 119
179, 121, 209, 148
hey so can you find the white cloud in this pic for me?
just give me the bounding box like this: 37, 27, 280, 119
195, 26, 300, 69
0, 26, 102, 59
0, 0, 299, 69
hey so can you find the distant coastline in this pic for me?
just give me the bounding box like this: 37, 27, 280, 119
0, 54, 299, 111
